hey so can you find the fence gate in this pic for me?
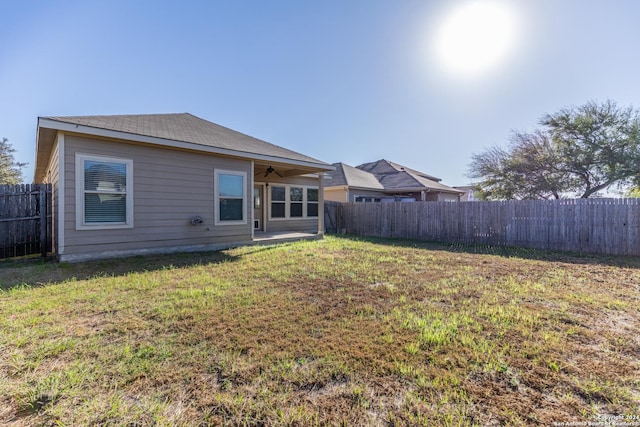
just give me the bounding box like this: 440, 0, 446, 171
324, 201, 343, 234
0, 184, 52, 258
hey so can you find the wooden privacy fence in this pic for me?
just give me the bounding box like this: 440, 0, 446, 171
0, 184, 52, 258
325, 199, 640, 256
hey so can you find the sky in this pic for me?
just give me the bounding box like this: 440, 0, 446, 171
2, 0, 640, 187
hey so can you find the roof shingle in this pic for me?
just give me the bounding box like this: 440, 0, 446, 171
44, 113, 327, 166
326, 160, 463, 194
328, 163, 384, 189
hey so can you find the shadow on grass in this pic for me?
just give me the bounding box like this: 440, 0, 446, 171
0, 249, 241, 291
328, 234, 640, 269
3, 234, 639, 291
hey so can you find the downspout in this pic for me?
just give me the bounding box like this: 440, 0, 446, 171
250, 161, 255, 240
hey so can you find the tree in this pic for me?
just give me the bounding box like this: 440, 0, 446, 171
0, 137, 27, 184
627, 187, 640, 198
469, 100, 640, 199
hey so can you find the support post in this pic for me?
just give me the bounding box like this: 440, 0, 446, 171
318, 173, 324, 235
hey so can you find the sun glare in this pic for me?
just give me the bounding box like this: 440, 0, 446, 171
433, 0, 518, 79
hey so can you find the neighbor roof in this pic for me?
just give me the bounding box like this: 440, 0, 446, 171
378, 171, 464, 193
357, 159, 441, 182
326, 160, 463, 195
328, 163, 384, 189
35, 113, 332, 181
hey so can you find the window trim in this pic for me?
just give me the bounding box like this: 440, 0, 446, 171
75, 153, 134, 230
306, 187, 319, 217
354, 195, 381, 203
269, 184, 319, 220
214, 169, 248, 226
289, 186, 304, 218
269, 185, 287, 219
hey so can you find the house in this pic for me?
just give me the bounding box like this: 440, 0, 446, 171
34, 113, 334, 261
324, 159, 464, 203
453, 185, 479, 202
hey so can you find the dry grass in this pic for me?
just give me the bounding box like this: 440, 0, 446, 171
1, 236, 639, 426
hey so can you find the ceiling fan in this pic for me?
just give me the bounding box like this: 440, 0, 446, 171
264, 165, 283, 178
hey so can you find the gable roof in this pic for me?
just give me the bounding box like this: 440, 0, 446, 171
357, 159, 441, 182
326, 159, 463, 195
328, 163, 384, 189
379, 171, 464, 193
35, 113, 332, 181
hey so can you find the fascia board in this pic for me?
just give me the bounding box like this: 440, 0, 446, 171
348, 185, 385, 191
384, 187, 465, 194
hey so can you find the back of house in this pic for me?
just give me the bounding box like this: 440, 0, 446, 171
35, 113, 333, 261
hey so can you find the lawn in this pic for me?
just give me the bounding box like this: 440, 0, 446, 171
1, 236, 639, 426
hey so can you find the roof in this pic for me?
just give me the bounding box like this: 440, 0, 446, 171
378, 171, 463, 193
327, 163, 384, 189
326, 159, 463, 195
35, 113, 332, 181
357, 159, 441, 182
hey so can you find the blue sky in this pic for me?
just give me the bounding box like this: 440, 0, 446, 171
2, 0, 640, 186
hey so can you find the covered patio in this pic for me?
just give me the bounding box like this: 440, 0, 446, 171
252, 231, 322, 244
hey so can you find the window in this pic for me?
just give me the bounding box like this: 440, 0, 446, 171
76, 154, 133, 230
290, 187, 303, 217
355, 196, 380, 203
215, 170, 247, 225
307, 188, 318, 217
269, 185, 319, 219
271, 185, 286, 218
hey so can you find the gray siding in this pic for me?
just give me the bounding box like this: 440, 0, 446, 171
43, 136, 60, 255
62, 134, 253, 257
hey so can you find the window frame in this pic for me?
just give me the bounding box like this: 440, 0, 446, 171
214, 169, 248, 226
269, 184, 319, 220
354, 195, 381, 203
75, 153, 134, 230
306, 187, 319, 217
289, 186, 304, 218
270, 185, 287, 219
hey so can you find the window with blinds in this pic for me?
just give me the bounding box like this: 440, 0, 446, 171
214, 170, 247, 225
75, 154, 133, 230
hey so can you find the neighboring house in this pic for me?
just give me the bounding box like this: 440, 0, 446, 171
34, 113, 334, 261
453, 185, 479, 202
324, 159, 464, 203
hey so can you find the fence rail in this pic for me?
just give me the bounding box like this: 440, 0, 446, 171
0, 184, 52, 258
325, 199, 640, 256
